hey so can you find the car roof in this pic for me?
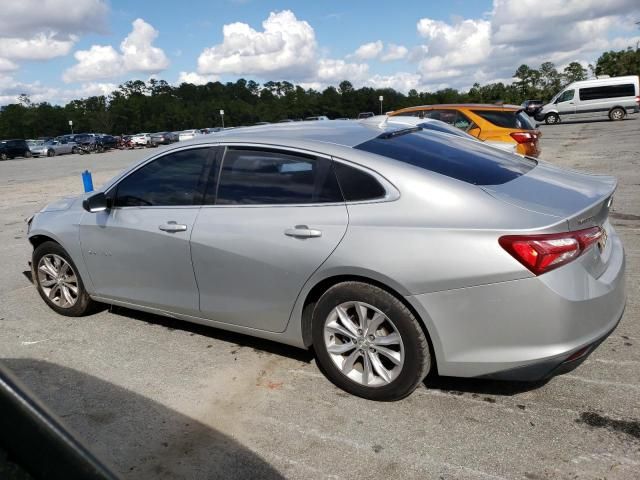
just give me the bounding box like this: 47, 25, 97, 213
177, 119, 411, 148
392, 104, 522, 112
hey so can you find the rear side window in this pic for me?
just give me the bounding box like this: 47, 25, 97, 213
354, 130, 536, 186
471, 110, 531, 129
216, 149, 343, 205
579, 84, 635, 101
115, 148, 210, 207
334, 162, 386, 201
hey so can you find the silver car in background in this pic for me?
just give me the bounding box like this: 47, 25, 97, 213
27, 120, 625, 400
30, 139, 77, 157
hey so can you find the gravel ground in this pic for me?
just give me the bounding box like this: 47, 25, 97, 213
1, 119, 639, 479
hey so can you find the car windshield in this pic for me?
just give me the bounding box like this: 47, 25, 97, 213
354, 129, 536, 186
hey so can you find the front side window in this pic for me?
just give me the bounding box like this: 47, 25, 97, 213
556, 90, 575, 103
215, 148, 343, 205
114, 148, 210, 207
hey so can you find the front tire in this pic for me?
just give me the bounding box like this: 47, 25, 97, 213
32, 241, 96, 317
609, 107, 625, 121
545, 113, 560, 125
47, 149, 55, 157
312, 282, 431, 401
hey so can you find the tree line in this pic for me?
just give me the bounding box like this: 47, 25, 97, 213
0, 47, 638, 139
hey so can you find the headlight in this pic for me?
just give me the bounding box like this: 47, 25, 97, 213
25, 214, 34, 234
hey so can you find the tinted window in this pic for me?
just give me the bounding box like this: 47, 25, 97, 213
579, 84, 635, 101
417, 121, 474, 139
334, 162, 386, 201
115, 148, 210, 207
216, 149, 342, 205
471, 110, 532, 129
354, 130, 536, 186
424, 110, 473, 130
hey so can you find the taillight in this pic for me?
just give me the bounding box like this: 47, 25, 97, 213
636, 96, 640, 105
499, 226, 603, 275
510, 131, 535, 144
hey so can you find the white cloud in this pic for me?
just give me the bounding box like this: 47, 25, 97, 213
351, 41, 383, 60
366, 72, 422, 92
63, 19, 169, 83
411, 0, 640, 90
0, 0, 108, 74
197, 10, 317, 78
0, 0, 108, 37
380, 44, 408, 62
316, 59, 369, 83
177, 71, 219, 85
0, 33, 77, 61
121, 19, 170, 73
0, 73, 116, 105
0, 58, 18, 72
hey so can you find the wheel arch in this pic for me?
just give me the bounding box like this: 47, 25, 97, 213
29, 234, 60, 250
299, 273, 441, 374
608, 106, 627, 118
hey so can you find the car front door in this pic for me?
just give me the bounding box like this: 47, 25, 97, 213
79, 147, 214, 315
190, 146, 349, 333
555, 89, 576, 118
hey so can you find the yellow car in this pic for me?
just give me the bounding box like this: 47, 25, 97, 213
389, 104, 541, 157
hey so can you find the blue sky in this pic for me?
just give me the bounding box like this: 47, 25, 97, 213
1, 0, 639, 104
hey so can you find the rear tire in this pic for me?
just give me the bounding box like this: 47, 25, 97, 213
0, 153, 7, 161
545, 113, 560, 125
24, 151, 32, 158
32, 241, 96, 317
312, 281, 431, 401
609, 107, 625, 121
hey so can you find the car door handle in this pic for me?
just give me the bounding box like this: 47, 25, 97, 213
284, 225, 322, 238
159, 221, 187, 233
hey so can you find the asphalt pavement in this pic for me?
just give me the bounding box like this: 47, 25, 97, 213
1, 119, 639, 479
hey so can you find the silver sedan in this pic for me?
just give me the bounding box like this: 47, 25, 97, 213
31, 139, 77, 157
26, 119, 625, 400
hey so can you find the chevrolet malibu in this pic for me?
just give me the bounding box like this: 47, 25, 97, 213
27, 120, 626, 401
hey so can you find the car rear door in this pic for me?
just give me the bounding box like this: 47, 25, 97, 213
190, 146, 348, 333
79, 147, 214, 315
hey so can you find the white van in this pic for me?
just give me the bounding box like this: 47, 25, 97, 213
536, 75, 639, 124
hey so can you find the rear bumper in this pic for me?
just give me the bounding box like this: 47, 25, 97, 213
407, 226, 626, 380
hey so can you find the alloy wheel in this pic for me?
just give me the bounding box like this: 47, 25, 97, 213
37, 254, 79, 308
323, 301, 405, 387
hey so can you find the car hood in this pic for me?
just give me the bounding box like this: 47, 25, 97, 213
482, 162, 616, 225
39, 194, 86, 212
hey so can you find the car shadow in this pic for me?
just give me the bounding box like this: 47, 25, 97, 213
424, 374, 548, 396
107, 305, 314, 364
2, 358, 284, 479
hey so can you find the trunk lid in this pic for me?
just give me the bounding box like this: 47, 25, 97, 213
483, 162, 617, 277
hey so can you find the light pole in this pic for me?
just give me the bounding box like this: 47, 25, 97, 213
379, 95, 384, 115
220, 109, 225, 129
68, 120, 73, 134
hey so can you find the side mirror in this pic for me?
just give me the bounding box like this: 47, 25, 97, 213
82, 192, 109, 213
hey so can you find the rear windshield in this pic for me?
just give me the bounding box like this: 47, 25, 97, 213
471, 110, 534, 129
354, 129, 536, 186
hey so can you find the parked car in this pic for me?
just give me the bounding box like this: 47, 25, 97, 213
178, 130, 201, 141
384, 115, 518, 154
27, 121, 625, 401
521, 99, 544, 117
305, 116, 329, 121
131, 133, 151, 146
30, 139, 77, 157
389, 104, 541, 157
150, 132, 179, 146
536, 75, 640, 124
97, 134, 117, 150
0, 139, 32, 160
358, 112, 375, 119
